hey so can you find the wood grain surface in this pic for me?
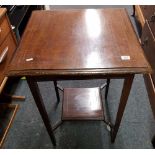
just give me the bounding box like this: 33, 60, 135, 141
7, 9, 151, 77
62, 87, 104, 120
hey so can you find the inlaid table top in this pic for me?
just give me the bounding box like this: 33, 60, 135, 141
7, 8, 151, 77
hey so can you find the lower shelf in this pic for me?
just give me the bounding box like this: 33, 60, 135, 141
62, 87, 104, 120
0, 104, 19, 148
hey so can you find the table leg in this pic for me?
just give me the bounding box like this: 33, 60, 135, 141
105, 79, 110, 100
111, 74, 134, 142
26, 77, 56, 146
152, 135, 155, 148
131, 5, 135, 16
54, 81, 60, 103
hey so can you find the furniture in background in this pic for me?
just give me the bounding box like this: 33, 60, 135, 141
7, 9, 150, 146
0, 6, 45, 97
133, 5, 155, 147
0, 5, 45, 41
0, 8, 19, 148
0, 6, 45, 148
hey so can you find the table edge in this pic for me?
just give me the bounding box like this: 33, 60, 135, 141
6, 67, 152, 78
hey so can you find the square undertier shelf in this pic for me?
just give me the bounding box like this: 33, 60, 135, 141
62, 87, 104, 120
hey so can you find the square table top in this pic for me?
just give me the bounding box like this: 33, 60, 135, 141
7, 8, 151, 77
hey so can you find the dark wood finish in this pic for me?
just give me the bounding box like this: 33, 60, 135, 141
132, 5, 135, 16
152, 135, 155, 148
26, 77, 56, 146
111, 74, 134, 142
105, 79, 110, 100
6, 9, 150, 145
140, 6, 155, 39
135, 6, 155, 37
144, 74, 155, 120
141, 21, 155, 122
0, 8, 6, 20
8, 9, 150, 77
5, 14, 18, 46
0, 8, 17, 87
135, 5, 145, 27
0, 15, 10, 45
141, 21, 155, 82
0, 8, 19, 148
53, 81, 60, 103
135, 6, 155, 145
0, 33, 16, 85
134, 6, 154, 37
148, 20, 155, 38
62, 87, 104, 120
140, 6, 155, 21
135, 6, 155, 119
134, 5, 145, 37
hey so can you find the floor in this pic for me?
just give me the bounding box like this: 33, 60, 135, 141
2, 5, 155, 149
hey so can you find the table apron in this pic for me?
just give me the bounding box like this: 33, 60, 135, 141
24, 73, 136, 82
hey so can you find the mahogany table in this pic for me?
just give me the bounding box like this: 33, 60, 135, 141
7, 9, 151, 146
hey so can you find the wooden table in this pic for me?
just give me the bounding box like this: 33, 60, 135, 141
6, 9, 151, 146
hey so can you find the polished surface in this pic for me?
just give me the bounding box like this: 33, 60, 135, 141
62, 87, 104, 120
0, 15, 10, 46
0, 8, 6, 20
0, 33, 16, 85
5, 9, 151, 145
8, 9, 150, 76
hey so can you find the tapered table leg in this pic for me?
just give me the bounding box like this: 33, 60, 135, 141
111, 74, 134, 142
152, 135, 155, 148
54, 81, 60, 103
131, 5, 135, 16
26, 77, 56, 146
105, 78, 110, 100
